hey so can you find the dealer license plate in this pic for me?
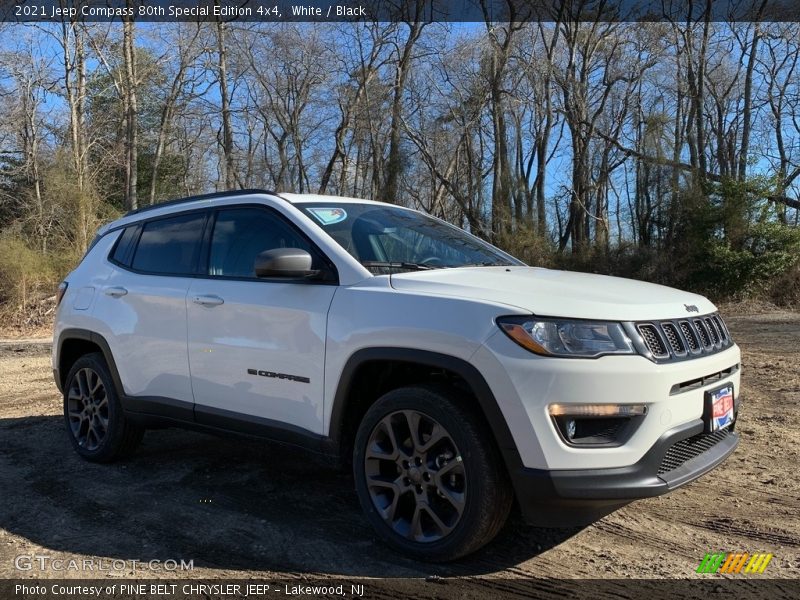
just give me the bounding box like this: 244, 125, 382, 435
706, 384, 735, 432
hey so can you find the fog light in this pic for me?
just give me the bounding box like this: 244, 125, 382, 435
549, 404, 648, 447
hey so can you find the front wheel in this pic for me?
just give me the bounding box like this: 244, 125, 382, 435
353, 385, 513, 561
63, 352, 144, 462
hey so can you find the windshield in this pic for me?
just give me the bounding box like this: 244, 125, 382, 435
296, 202, 521, 273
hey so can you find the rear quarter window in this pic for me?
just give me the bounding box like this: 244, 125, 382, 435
109, 225, 141, 267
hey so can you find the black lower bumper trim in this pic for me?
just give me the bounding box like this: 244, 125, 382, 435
511, 419, 739, 526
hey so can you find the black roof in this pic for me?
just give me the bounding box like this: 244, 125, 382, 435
124, 189, 277, 217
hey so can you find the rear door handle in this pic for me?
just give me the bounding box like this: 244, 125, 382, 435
192, 295, 224, 307
104, 287, 128, 298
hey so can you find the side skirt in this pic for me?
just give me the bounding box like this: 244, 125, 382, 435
123, 398, 337, 458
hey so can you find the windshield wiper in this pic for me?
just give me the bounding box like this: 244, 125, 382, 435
457, 261, 513, 267
361, 261, 437, 271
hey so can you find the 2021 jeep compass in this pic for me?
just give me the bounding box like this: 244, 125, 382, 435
53, 190, 741, 561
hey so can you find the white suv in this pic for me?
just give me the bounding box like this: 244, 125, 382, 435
53, 190, 741, 561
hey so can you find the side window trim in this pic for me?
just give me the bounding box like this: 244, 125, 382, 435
200, 203, 338, 285
197, 209, 217, 278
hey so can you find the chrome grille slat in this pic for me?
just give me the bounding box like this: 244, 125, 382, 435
694, 318, 711, 348
661, 322, 686, 355
704, 317, 720, 346
711, 315, 725, 342
635, 313, 733, 363
679, 321, 699, 351
637, 324, 669, 358
715, 315, 731, 341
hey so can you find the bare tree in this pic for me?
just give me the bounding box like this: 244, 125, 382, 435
214, 16, 236, 189
122, 14, 138, 210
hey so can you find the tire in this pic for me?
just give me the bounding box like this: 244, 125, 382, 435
353, 385, 513, 562
63, 352, 144, 462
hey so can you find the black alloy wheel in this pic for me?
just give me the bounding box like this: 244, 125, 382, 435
63, 352, 144, 462
364, 409, 467, 542
66, 367, 110, 451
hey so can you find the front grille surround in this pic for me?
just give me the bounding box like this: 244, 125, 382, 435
631, 312, 733, 363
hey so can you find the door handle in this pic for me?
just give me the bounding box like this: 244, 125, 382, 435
192, 295, 224, 307
104, 287, 128, 298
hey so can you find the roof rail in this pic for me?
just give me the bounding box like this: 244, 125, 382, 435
124, 189, 277, 217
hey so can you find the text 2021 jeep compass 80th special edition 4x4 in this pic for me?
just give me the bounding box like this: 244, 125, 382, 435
53, 190, 741, 561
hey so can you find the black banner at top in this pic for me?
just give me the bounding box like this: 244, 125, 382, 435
2, 0, 800, 23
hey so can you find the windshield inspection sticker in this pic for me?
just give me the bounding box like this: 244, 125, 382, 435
307, 207, 347, 225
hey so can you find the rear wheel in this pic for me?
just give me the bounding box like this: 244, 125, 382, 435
63, 353, 144, 462
353, 385, 513, 561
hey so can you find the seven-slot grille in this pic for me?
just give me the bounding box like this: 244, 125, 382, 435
635, 313, 731, 362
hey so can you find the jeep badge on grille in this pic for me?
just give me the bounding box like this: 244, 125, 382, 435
685, 304, 699, 313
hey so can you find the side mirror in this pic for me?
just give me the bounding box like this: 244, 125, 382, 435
254, 248, 319, 279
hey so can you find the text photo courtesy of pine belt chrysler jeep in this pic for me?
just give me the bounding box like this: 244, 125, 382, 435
52, 190, 741, 561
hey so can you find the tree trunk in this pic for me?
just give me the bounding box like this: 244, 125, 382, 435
738, 3, 767, 181
383, 11, 425, 203
123, 17, 138, 211
61, 20, 90, 250
216, 16, 236, 190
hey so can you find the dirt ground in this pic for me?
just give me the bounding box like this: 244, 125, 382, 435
0, 310, 798, 592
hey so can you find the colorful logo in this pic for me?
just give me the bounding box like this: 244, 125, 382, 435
696, 552, 773, 574
307, 207, 347, 225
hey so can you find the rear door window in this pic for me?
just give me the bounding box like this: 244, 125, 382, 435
131, 212, 206, 275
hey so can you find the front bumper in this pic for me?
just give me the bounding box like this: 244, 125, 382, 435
472, 330, 742, 470
510, 418, 739, 526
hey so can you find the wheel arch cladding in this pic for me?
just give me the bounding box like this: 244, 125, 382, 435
329, 347, 523, 472
57, 329, 124, 396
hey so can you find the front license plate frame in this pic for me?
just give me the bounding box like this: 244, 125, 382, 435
704, 383, 735, 432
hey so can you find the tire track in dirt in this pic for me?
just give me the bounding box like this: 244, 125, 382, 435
696, 517, 800, 548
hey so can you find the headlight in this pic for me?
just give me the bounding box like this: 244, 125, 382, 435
497, 316, 635, 358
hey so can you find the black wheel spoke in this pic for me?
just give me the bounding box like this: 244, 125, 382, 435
97, 412, 109, 430
89, 372, 103, 397
405, 410, 424, 452
437, 483, 466, 515
436, 457, 462, 477
410, 505, 423, 541
366, 419, 400, 460
78, 369, 90, 399
423, 505, 455, 537
366, 475, 400, 490
419, 424, 446, 453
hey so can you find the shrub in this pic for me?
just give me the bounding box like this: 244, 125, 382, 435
0, 233, 79, 328
686, 222, 800, 301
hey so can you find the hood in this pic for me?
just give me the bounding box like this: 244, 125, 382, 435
389, 266, 716, 321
